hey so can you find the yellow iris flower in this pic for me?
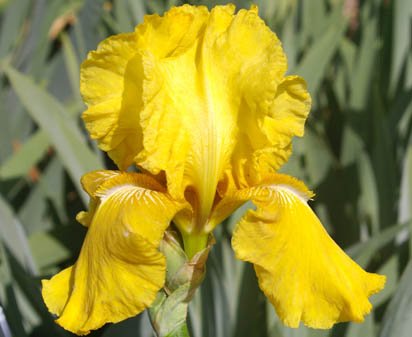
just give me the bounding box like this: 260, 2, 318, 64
42, 4, 385, 335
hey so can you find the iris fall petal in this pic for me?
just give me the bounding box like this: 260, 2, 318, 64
42, 172, 184, 335
231, 174, 386, 329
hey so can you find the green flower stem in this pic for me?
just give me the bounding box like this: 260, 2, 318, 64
150, 231, 211, 337
181, 232, 209, 259
149, 287, 190, 337
164, 322, 190, 337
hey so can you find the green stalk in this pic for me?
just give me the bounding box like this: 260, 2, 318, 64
181, 232, 209, 259
164, 322, 190, 337
150, 231, 211, 337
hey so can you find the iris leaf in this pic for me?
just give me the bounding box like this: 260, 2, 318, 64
4, 65, 103, 204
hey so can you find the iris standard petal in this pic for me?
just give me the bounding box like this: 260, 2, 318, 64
42, 172, 184, 335
227, 75, 311, 191
135, 4, 302, 220
231, 174, 385, 329
80, 33, 142, 170
80, 5, 309, 232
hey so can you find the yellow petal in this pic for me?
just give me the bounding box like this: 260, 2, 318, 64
228, 75, 311, 190
80, 5, 309, 233
42, 266, 73, 316
135, 4, 301, 227
134, 5, 234, 218
80, 33, 142, 170
42, 172, 184, 335
135, 5, 210, 58
75, 170, 122, 227
231, 174, 385, 329
80, 170, 122, 196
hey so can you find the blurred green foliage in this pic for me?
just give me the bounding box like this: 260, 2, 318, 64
0, 0, 411, 336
